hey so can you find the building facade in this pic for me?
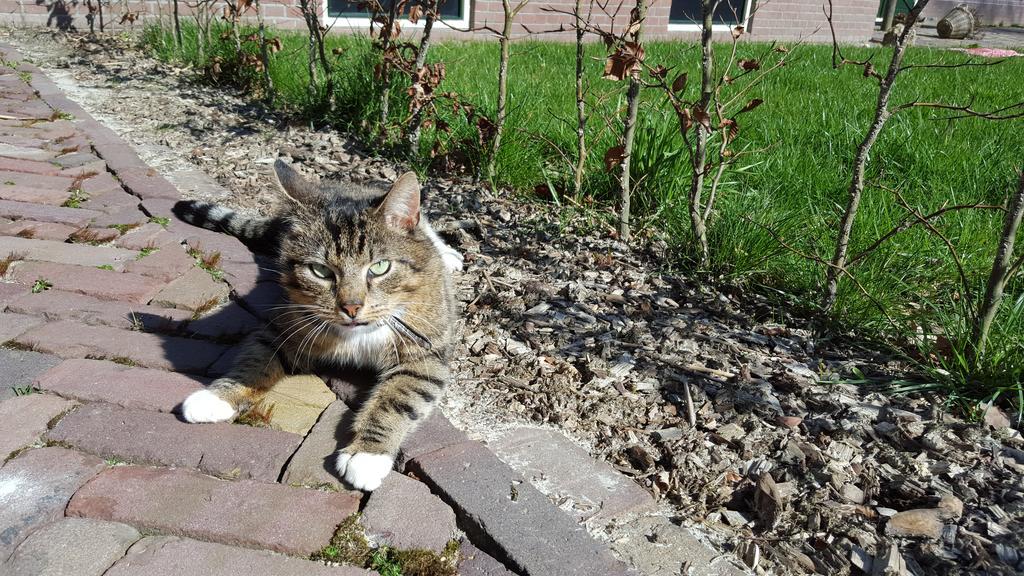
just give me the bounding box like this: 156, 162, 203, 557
1, 0, 1021, 42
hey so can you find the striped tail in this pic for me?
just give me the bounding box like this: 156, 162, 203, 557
172, 200, 286, 254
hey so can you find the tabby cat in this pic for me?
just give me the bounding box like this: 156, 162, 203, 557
175, 160, 460, 491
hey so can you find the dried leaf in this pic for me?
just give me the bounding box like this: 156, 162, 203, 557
603, 42, 644, 81
671, 72, 687, 94
732, 25, 745, 39
694, 107, 712, 130
604, 145, 626, 172
738, 59, 761, 71
737, 98, 764, 114
679, 108, 693, 132
408, 5, 421, 23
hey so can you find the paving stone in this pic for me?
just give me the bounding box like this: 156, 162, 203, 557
396, 411, 470, 470
5, 289, 193, 332
0, 143, 55, 161
0, 282, 24, 306
117, 168, 180, 200
123, 244, 197, 283
280, 400, 349, 490
89, 141, 147, 173
86, 205, 148, 229
0, 447, 106, 561
184, 232, 253, 263
0, 157, 61, 176
490, 427, 656, 524
0, 518, 140, 576
0, 236, 137, 267
0, 199, 100, 226
114, 222, 177, 250
0, 311, 43, 343
79, 190, 139, 215
53, 151, 102, 169
263, 375, 335, 435
149, 266, 229, 311
48, 403, 301, 481
6, 261, 165, 304
0, 393, 76, 462
220, 259, 278, 296
0, 170, 72, 191
79, 172, 123, 196
12, 320, 227, 374
0, 219, 77, 240
68, 466, 361, 556
182, 302, 261, 340
0, 348, 61, 402
35, 359, 205, 413
361, 473, 457, 552
458, 542, 517, 576
408, 441, 630, 576
610, 516, 747, 576
103, 536, 375, 576
0, 184, 72, 206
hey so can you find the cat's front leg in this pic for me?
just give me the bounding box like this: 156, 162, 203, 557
182, 329, 287, 423
336, 359, 448, 491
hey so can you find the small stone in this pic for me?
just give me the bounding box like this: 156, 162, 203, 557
937, 494, 964, 520
776, 416, 802, 429
841, 483, 865, 504
885, 508, 945, 539
715, 422, 746, 443
722, 509, 750, 527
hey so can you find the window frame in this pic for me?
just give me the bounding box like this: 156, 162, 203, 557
667, 0, 752, 32
324, 0, 471, 30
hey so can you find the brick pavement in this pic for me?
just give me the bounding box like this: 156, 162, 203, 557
0, 44, 657, 576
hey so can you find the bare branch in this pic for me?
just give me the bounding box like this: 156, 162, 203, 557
893, 100, 1024, 121
899, 58, 1007, 73
848, 201, 1006, 267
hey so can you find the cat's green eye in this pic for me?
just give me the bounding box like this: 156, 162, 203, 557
308, 263, 334, 280
367, 259, 391, 277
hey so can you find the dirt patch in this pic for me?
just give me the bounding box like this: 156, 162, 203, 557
9, 29, 1024, 576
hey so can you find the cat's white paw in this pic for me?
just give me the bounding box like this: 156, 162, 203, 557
182, 389, 235, 423
439, 246, 464, 273
335, 451, 394, 491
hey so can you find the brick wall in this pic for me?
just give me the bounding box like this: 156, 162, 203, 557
920, 0, 1024, 27
0, 0, 879, 42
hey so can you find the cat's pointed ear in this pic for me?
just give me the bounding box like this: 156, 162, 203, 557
272, 159, 316, 204
378, 172, 421, 231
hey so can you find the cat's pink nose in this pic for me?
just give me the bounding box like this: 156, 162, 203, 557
341, 303, 362, 319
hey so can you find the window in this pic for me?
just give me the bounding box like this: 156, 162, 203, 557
327, 0, 466, 25
669, 0, 750, 28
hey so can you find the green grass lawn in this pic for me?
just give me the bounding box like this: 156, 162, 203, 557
144, 24, 1024, 405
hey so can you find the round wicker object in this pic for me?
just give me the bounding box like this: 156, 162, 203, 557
937, 4, 979, 39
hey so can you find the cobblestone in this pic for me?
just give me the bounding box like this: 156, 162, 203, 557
104, 536, 375, 576
0, 447, 106, 560
12, 320, 227, 373
47, 403, 300, 481
0, 347, 61, 402
6, 261, 165, 304
35, 358, 205, 413
0, 393, 76, 461
68, 466, 361, 555
1, 518, 140, 576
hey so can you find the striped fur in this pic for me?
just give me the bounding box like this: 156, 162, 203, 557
180, 161, 457, 491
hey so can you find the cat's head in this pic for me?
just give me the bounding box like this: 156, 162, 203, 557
269, 160, 445, 337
